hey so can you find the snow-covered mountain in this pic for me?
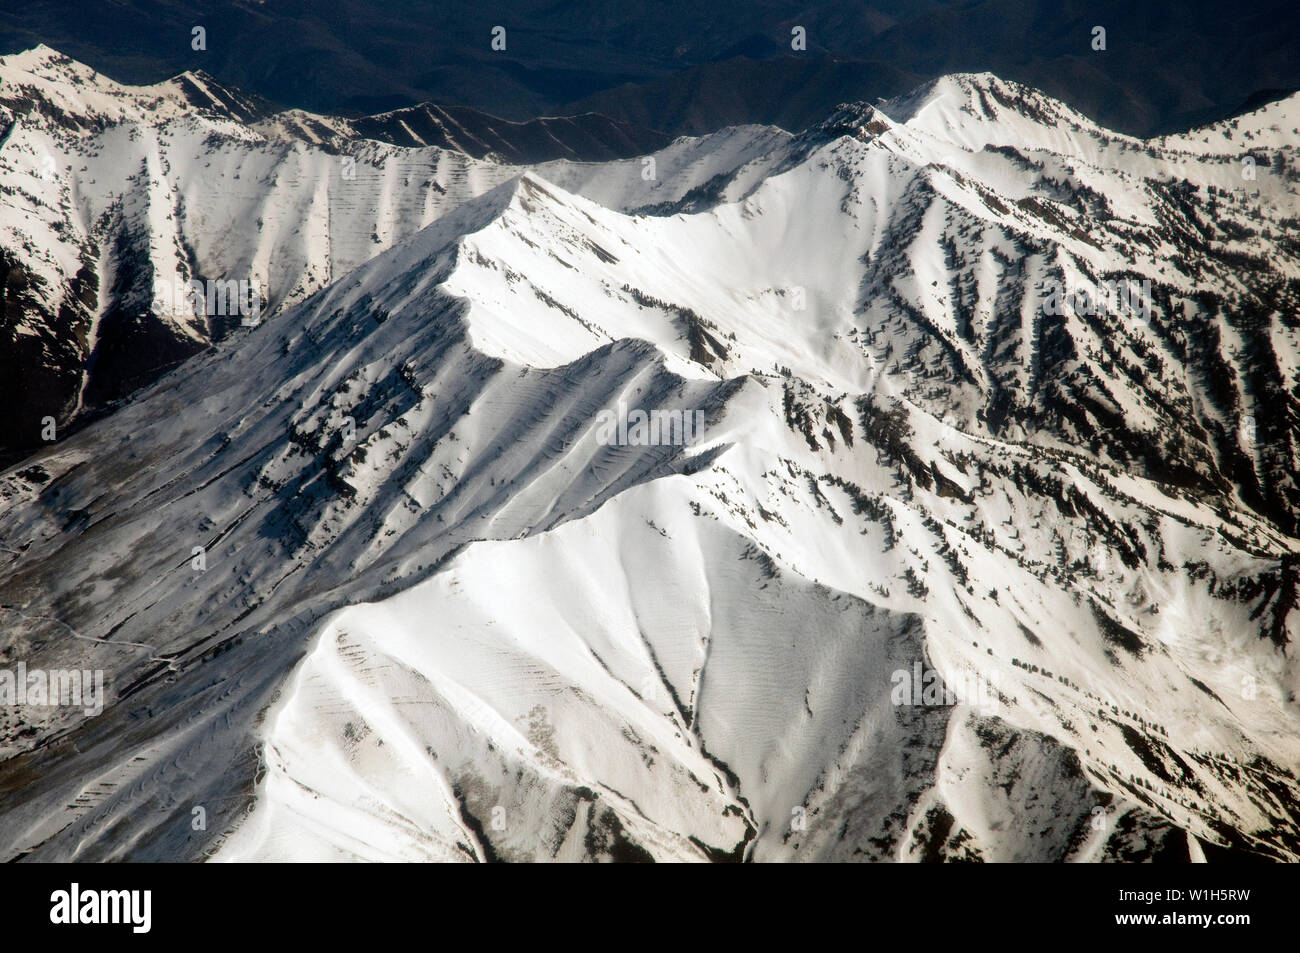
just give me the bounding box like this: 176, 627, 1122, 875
1, 48, 1299, 862
0, 46, 670, 465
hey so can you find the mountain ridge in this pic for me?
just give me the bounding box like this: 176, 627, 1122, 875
6, 0, 1300, 140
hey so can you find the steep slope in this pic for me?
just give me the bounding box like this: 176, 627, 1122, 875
0, 166, 1296, 862
207, 166, 1300, 862
0, 47, 780, 463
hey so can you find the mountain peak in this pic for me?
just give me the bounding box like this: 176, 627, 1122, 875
0, 43, 100, 87
0, 44, 670, 164
892, 73, 1092, 129
869, 71, 1145, 160
807, 101, 894, 142
0, 42, 67, 70
162, 68, 270, 123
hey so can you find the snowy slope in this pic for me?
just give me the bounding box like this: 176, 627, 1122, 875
1, 49, 1299, 862
0, 47, 763, 461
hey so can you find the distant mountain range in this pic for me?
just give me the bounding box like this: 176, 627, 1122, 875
1, 45, 1298, 861
2, 1, 1299, 140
